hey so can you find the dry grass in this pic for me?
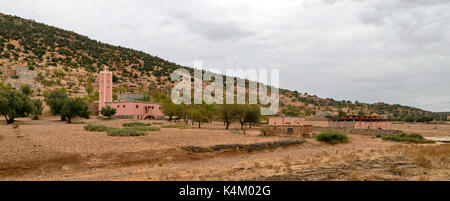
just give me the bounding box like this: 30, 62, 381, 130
181, 139, 305, 153
403, 144, 450, 169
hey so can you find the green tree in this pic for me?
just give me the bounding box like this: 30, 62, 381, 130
245, 105, 261, 128
31, 99, 43, 120
42, 90, 50, 101
101, 105, 116, 119
175, 104, 192, 124
0, 89, 33, 124
217, 104, 236, 130
337, 109, 347, 118
60, 98, 91, 123
161, 98, 177, 122
20, 85, 33, 96
190, 104, 209, 128
46, 88, 69, 120
232, 104, 249, 130
86, 81, 94, 94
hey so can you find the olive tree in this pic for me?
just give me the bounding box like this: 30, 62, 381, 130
0, 89, 33, 124
60, 98, 91, 123
46, 88, 68, 120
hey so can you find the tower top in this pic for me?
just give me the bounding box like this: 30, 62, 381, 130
103, 66, 109, 72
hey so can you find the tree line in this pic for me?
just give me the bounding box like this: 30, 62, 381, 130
161, 97, 261, 130
0, 83, 91, 124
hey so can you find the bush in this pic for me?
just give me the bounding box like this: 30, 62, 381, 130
122, 122, 151, 127
181, 139, 304, 153
0, 89, 34, 124
131, 126, 160, 131
106, 127, 147, 136
84, 123, 109, 132
101, 105, 116, 118
60, 97, 91, 123
381, 133, 434, 143
316, 131, 349, 144
161, 123, 189, 129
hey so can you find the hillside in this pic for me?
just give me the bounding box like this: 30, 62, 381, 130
0, 13, 447, 121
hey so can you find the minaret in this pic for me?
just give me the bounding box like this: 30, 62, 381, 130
98, 66, 113, 113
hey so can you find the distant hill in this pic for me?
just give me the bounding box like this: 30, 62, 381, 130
0, 13, 447, 121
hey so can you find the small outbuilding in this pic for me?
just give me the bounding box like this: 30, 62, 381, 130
263, 115, 312, 137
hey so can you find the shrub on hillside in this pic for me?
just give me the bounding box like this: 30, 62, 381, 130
316, 131, 349, 144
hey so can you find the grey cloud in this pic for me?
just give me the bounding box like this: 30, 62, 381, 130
168, 13, 255, 41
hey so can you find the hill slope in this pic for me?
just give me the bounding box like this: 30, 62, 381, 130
0, 13, 447, 121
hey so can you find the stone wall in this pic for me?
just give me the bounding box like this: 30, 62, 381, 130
261, 125, 313, 137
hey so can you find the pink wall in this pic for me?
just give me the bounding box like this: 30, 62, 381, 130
99, 66, 113, 112
269, 117, 305, 126
98, 66, 163, 120
106, 102, 164, 120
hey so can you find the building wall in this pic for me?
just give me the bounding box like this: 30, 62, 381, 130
269, 116, 305, 126
261, 125, 313, 137
16, 66, 37, 81
448, 115, 450, 121
329, 120, 392, 130
106, 102, 164, 120
97, 66, 163, 120
1, 69, 16, 76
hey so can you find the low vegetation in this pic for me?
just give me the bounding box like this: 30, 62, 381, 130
122, 122, 151, 127
161, 123, 190, 129
84, 123, 160, 136
106, 127, 148, 137
181, 139, 304, 153
84, 123, 109, 132
131, 126, 160, 131
380, 132, 434, 143
316, 131, 349, 144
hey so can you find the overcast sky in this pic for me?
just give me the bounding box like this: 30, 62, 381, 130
1, 0, 449, 112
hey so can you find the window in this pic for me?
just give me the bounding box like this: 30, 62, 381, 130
287, 128, 293, 134
136, 105, 139, 109
117, 105, 119, 108
123, 105, 126, 108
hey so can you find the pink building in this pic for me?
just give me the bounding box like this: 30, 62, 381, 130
98, 66, 164, 120
269, 116, 306, 126
328, 115, 392, 130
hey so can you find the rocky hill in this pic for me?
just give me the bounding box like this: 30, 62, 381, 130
0, 13, 447, 121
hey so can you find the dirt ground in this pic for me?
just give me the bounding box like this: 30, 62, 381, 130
0, 115, 449, 181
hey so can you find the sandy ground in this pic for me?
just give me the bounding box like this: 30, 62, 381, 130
0, 115, 449, 181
